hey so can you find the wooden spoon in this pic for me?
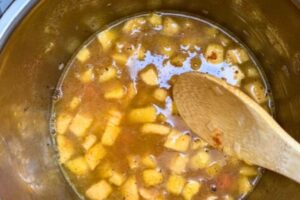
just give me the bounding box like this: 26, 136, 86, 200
173, 72, 300, 183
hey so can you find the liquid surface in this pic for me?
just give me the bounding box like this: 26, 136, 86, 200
52, 12, 272, 200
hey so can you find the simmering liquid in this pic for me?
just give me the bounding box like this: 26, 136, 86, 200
52, 12, 272, 200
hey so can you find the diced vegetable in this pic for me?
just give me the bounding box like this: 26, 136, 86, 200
238, 176, 252, 194
57, 135, 75, 163
153, 88, 168, 102
164, 130, 191, 152
148, 13, 162, 27
141, 154, 157, 168
170, 54, 187, 67
85, 143, 107, 170
122, 176, 139, 200
189, 150, 211, 170
101, 125, 121, 146
239, 166, 258, 176
65, 156, 89, 176
141, 123, 170, 135
97, 30, 117, 51
163, 17, 180, 36
104, 84, 126, 100
69, 97, 81, 110
56, 113, 72, 134
205, 44, 224, 64
206, 163, 222, 177
123, 17, 146, 34
86, 180, 112, 200
139, 188, 159, 200
166, 174, 186, 195
82, 134, 97, 151
191, 138, 208, 150
182, 180, 201, 200
142, 169, 163, 187
112, 53, 128, 65
140, 66, 158, 86
107, 109, 123, 126
69, 114, 93, 137
97, 161, 113, 178
80, 68, 94, 83
244, 81, 267, 104
226, 48, 249, 64
99, 67, 117, 83
127, 155, 140, 170
76, 47, 90, 62
128, 105, 157, 123
109, 171, 126, 186
190, 57, 202, 70
169, 153, 189, 174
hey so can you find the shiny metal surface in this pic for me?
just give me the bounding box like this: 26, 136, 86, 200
0, 0, 299, 199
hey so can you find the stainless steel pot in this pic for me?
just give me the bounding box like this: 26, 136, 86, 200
0, 0, 299, 199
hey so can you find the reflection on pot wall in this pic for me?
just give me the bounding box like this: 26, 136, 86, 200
0, 0, 299, 199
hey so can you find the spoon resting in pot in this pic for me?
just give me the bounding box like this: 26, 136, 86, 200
173, 72, 300, 183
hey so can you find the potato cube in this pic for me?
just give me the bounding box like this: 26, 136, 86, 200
69, 97, 81, 110
239, 166, 258, 176
56, 113, 72, 134
86, 180, 112, 200
164, 130, 191, 152
97, 30, 117, 51
109, 171, 126, 186
57, 135, 75, 163
206, 163, 222, 177
182, 180, 201, 200
112, 53, 128, 65
97, 161, 113, 178
169, 153, 189, 174
69, 114, 93, 137
189, 151, 211, 170
101, 125, 121, 146
141, 154, 157, 168
80, 68, 94, 83
128, 106, 157, 124
142, 169, 163, 187
238, 176, 252, 194
85, 143, 107, 170
244, 81, 267, 104
163, 17, 180, 36
205, 44, 224, 64
65, 156, 89, 176
127, 155, 140, 170
170, 54, 187, 67
140, 66, 158, 86
141, 123, 170, 135
191, 138, 208, 150
104, 85, 126, 100
153, 88, 168, 102
82, 134, 97, 151
107, 109, 123, 126
76, 47, 90, 62
166, 174, 186, 195
99, 67, 117, 83
148, 13, 162, 27
139, 188, 159, 200
226, 48, 249, 64
122, 176, 139, 200
123, 17, 146, 34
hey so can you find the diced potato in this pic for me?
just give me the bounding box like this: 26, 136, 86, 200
80, 68, 94, 83
97, 161, 113, 178
123, 17, 146, 34
128, 105, 157, 124
140, 66, 158, 86
82, 134, 97, 151
69, 114, 93, 137
189, 151, 211, 170
97, 30, 117, 51
141, 154, 157, 168
122, 176, 139, 200
104, 85, 126, 100
65, 156, 89, 176
69, 97, 81, 110
230, 65, 245, 86
139, 188, 159, 200
206, 163, 222, 177
142, 169, 163, 187
101, 125, 121, 146
239, 166, 258, 176
164, 130, 191, 152
166, 174, 186, 195
170, 54, 187, 67
238, 176, 252, 194
191, 138, 208, 150
244, 81, 267, 104
85, 143, 107, 170
112, 53, 128, 66
182, 180, 201, 200
163, 17, 180, 36
86, 180, 112, 200
169, 153, 189, 174
153, 88, 168, 102
109, 171, 126, 186
76, 47, 90, 62
107, 109, 123, 126
148, 13, 162, 27
141, 123, 170, 135
226, 48, 249, 64
56, 113, 72, 134
205, 44, 224, 64
99, 67, 117, 83
190, 57, 202, 70
57, 135, 75, 163
127, 155, 140, 170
